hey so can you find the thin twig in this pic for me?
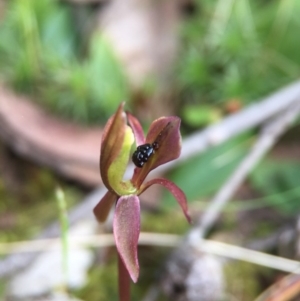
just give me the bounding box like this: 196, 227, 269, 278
0, 233, 299, 274
187, 100, 300, 242
175, 80, 300, 166
0, 233, 178, 254
196, 239, 300, 274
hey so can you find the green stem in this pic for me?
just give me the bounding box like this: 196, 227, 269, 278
56, 188, 68, 290
118, 252, 131, 301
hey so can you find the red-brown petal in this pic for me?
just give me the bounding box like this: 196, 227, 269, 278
132, 116, 181, 187
127, 111, 145, 146
139, 178, 191, 223
100, 103, 126, 191
113, 195, 140, 283
93, 190, 117, 222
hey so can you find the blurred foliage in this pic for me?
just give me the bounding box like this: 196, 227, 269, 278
76, 257, 119, 301
0, 166, 81, 243
0, 280, 6, 300
250, 161, 300, 214
163, 135, 250, 207
224, 261, 269, 301
231, 186, 300, 212
163, 130, 300, 217
163, 134, 300, 217
0, 0, 299, 126
177, 0, 300, 127
75, 246, 168, 301
0, 0, 129, 123
182, 104, 222, 127
142, 210, 190, 234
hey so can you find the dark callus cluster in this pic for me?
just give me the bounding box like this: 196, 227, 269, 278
132, 144, 155, 168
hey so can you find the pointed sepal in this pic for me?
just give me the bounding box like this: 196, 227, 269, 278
93, 190, 117, 223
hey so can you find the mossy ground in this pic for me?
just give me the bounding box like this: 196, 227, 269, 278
0, 144, 83, 244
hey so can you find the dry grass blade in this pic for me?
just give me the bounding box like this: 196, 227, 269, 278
254, 273, 300, 301
0, 233, 299, 274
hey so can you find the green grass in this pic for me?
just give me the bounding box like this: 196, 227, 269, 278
0, 0, 130, 124
1, 0, 299, 126
176, 0, 300, 127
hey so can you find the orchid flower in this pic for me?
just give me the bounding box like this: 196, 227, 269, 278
93, 103, 191, 283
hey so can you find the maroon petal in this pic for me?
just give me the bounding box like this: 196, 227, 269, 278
139, 178, 191, 223
127, 111, 145, 146
100, 103, 126, 191
93, 190, 117, 222
132, 117, 181, 187
113, 195, 140, 282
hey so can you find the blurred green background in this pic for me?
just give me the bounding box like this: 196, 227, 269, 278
0, 0, 299, 124
0, 0, 300, 300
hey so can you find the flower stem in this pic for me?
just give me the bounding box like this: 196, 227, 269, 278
118, 252, 131, 301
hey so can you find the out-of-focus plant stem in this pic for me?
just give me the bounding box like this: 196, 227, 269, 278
118, 252, 131, 301
56, 187, 69, 290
